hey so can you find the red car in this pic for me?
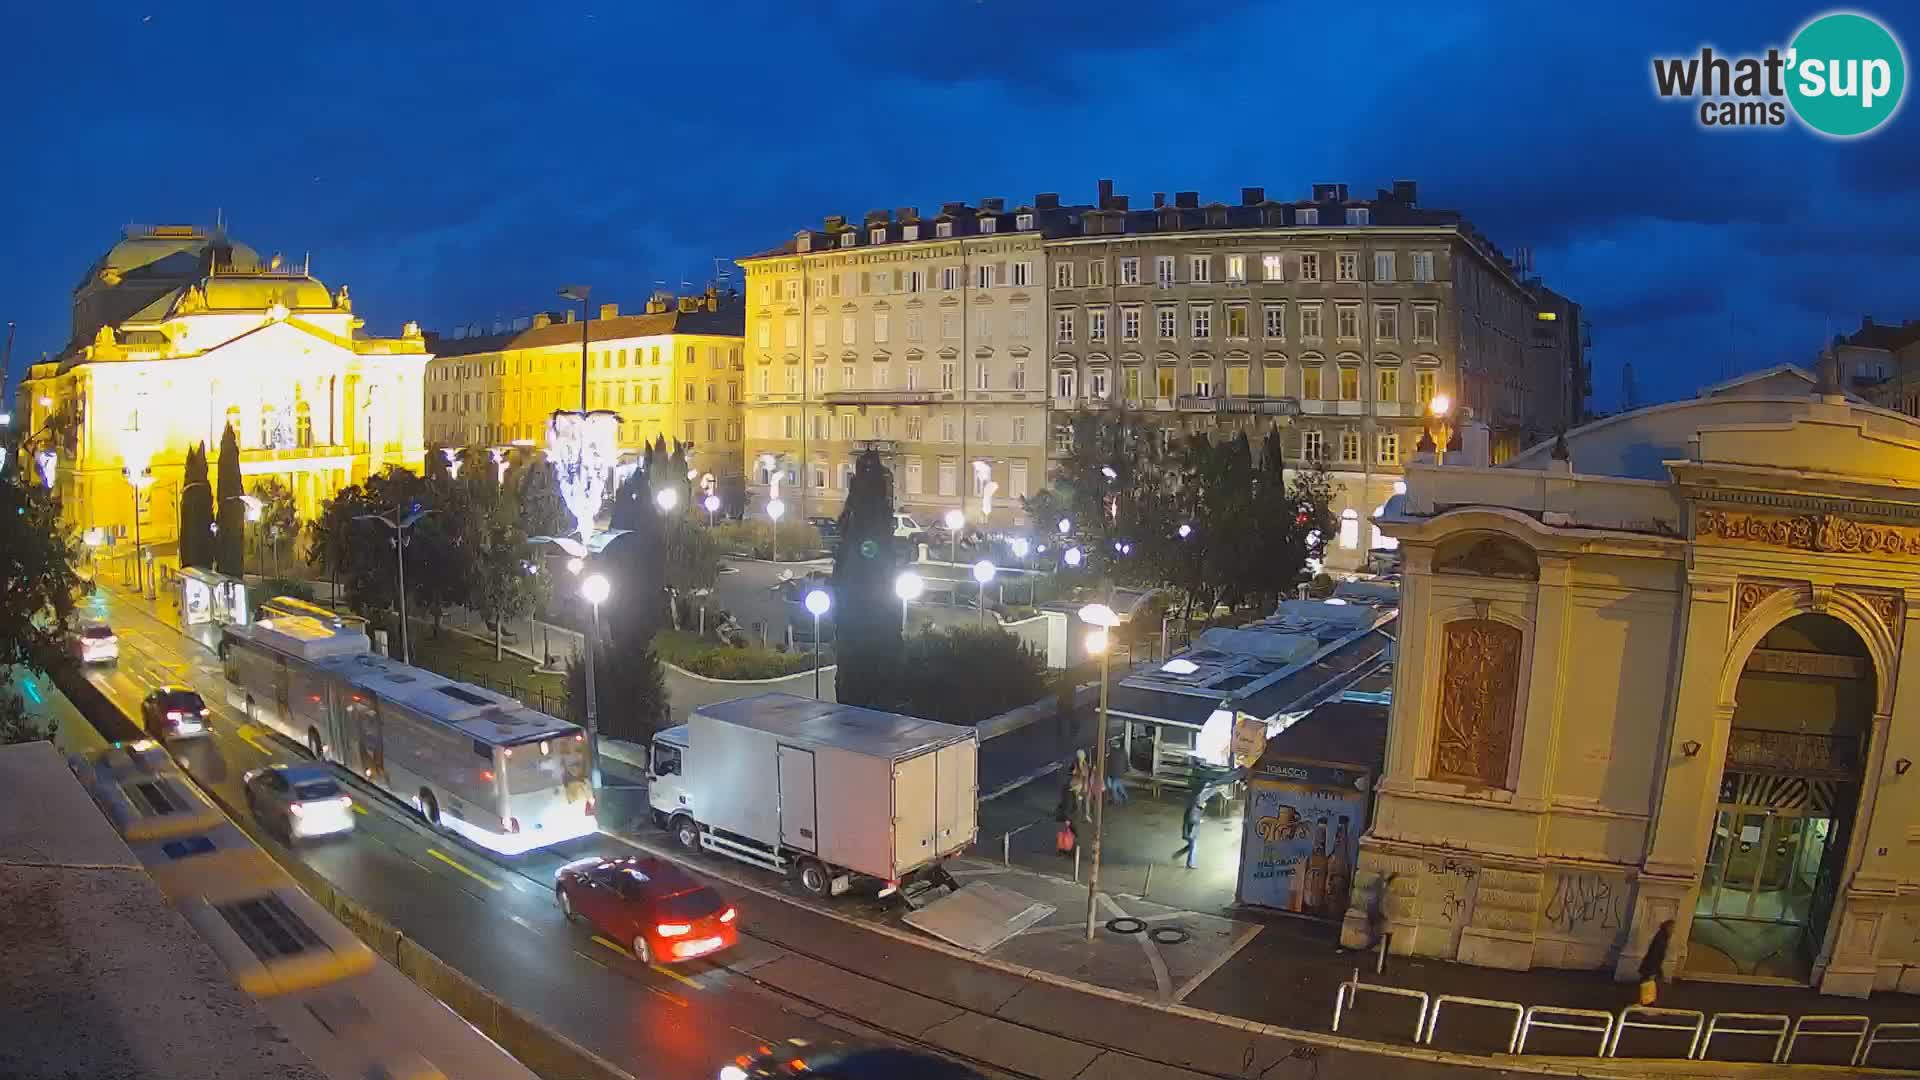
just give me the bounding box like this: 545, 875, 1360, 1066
554, 856, 737, 964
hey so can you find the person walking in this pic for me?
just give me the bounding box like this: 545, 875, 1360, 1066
1105, 737, 1129, 805
1053, 779, 1078, 856
1172, 795, 1204, 869
1069, 749, 1092, 821
1637, 919, 1675, 1005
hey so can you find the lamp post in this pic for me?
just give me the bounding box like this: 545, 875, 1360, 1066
1064, 546, 1083, 569
1428, 393, 1453, 465
355, 504, 434, 664
126, 469, 153, 596
559, 285, 592, 411
579, 571, 611, 790
972, 560, 996, 627
703, 493, 720, 527
944, 508, 964, 565
768, 497, 785, 523
894, 571, 923, 635
1078, 602, 1120, 941
804, 588, 831, 699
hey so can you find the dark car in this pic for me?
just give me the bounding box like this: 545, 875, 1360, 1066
555, 856, 738, 965
140, 685, 211, 740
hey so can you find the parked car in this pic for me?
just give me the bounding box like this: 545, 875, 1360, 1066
893, 513, 929, 548
140, 685, 212, 740
73, 623, 118, 664
554, 855, 737, 965
242, 763, 356, 842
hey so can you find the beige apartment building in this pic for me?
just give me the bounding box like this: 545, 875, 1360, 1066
738, 200, 1058, 528
1048, 180, 1581, 571
426, 289, 745, 486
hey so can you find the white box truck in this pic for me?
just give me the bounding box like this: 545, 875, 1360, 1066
647, 693, 977, 899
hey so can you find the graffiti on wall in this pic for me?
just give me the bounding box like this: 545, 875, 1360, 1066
1543, 870, 1628, 942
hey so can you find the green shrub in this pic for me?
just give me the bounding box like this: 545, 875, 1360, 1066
653, 629, 828, 680
708, 520, 822, 561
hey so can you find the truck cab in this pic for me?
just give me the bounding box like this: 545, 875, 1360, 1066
647, 725, 692, 831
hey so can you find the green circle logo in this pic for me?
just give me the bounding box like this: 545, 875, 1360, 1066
1787, 12, 1907, 137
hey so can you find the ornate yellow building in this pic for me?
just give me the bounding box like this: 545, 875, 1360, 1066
17, 225, 429, 551
1348, 366, 1920, 997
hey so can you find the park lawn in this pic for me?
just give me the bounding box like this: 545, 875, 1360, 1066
407, 622, 568, 714
653, 629, 829, 681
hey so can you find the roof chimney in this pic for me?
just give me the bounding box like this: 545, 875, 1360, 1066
1111, 195, 1129, 211
897, 206, 920, 223
981, 197, 1005, 213
564, 309, 576, 324
1174, 191, 1199, 209
1241, 186, 1265, 206
598, 303, 619, 320
1153, 192, 1166, 209
823, 214, 845, 231
532, 312, 552, 329
1097, 178, 1114, 209
1036, 192, 1060, 210
1391, 180, 1418, 205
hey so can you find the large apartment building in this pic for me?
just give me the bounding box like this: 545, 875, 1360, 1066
426, 289, 745, 486
738, 201, 1058, 528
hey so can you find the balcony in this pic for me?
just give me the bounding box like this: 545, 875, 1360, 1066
1726, 727, 1861, 779
1176, 394, 1302, 416
823, 390, 935, 406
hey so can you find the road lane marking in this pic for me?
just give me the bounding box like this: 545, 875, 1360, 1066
592, 934, 627, 957
428, 848, 503, 891
508, 914, 541, 934
646, 985, 689, 1007
651, 963, 703, 990
235, 724, 275, 755
351, 803, 367, 815
572, 949, 607, 969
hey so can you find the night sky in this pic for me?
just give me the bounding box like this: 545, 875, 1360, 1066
6, 1, 1915, 412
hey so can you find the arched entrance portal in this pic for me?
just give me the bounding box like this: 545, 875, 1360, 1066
1687, 614, 1873, 982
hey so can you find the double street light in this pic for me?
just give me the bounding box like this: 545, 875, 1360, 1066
578, 570, 612, 789
355, 504, 435, 665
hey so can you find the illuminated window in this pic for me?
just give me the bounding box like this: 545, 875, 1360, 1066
1119, 257, 1139, 285
979, 217, 997, 234
1016, 213, 1034, 230
1088, 260, 1106, 287
1155, 257, 1175, 288
1225, 254, 1245, 283
1377, 434, 1400, 466
295, 401, 312, 448
1377, 368, 1399, 403
1297, 208, 1320, 226
1226, 305, 1248, 339
1374, 252, 1395, 282
1262, 253, 1284, 281
1055, 263, 1073, 289
1339, 508, 1360, 548
1302, 429, 1324, 461
936, 222, 953, 238
1190, 368, 1213, 398
1339, 366, 1359, 400
1303, 365, 1323, 400
1346, 207, 1371, 226
1412, 251, 1435, 282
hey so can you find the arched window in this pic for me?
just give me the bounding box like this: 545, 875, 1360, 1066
295, 400, 313, 449
260, 404, 276, 449
1338, 508, 1360, 549
224, 405, 241, 444
1370, 504, 1398, 551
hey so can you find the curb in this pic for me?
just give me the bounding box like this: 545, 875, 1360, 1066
602, 827, 1670, 1079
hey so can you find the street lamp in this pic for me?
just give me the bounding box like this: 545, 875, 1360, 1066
440, 446, 463, 480
1178, 523, 1193, 539
579, 572, 611, 790
1057, 517, 1071, 536
655, 486, 679, 513
804, 588, 831, 700
1064, 546, 1083, 568
1429, 393, 1454, 465
894, 571, 923, 634
944, 508, 964, 565
703, 493, 720, 526
768, 497, 786, 523
355, 504, 435, 664
559, 285, 593, 412
972, 560, 996, 627
1077, 601, 1121, 942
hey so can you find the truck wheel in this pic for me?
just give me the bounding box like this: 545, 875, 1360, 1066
418, 789, 440, 826
796, 859, 831, 898
306, 728, 324, 760
671, 815, 699, 851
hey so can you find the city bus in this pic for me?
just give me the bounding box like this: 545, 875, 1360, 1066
223, 616, 595, 854
255, 594, 369, 636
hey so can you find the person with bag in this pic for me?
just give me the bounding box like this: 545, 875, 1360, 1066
1054, 779, 1078, 856
1638, 919, 1674, 1005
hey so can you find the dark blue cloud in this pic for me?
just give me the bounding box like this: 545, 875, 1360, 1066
3, 0, 1916, 414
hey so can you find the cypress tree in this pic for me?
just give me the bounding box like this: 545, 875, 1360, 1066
180, 444, 213, 568
215, 424, 245, 576
831, 449, 902, 709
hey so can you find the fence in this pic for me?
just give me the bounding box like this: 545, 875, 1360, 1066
1332, 969, 1918, 1067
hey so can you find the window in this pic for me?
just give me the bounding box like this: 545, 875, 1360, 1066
939, 459, 958, 495
865, 271, 883, 294
907, 315, 924, 342
1089, 308, 1107, 342
782, 318, 799, 348
973, 415, 989, 444
1302, 428, 1325, 460
942, 266, 960, 290
1121, 307, 1141, 342
1303, 365, 1324, 400
707, 383, 718, 403
1262, 253, 1284, 282
813, 365, 826, 393
1264, 304, 1286, 340
1155, 256, 1175, 287
1090, 368, 1109, 399
1016, 213, 1034, 230
1088, 261, 1106, 287
872, 364, 889, 389
842, 364, 856, 389
651, 346, 662, 365
1336, 305, 1360, 340
1189, 255, 1211, 283
1010, 460, 1029, 498
1055, 310, 1075, 344
940, 362, 956, 390
979, 217, 997, 234
730, 381, 741, 402
873, 313, 889, 343
1157, 367, 1176, 399
1191, 367, 1213, 398
1417, 370, 1437, 407
1123, 367, 1142, 400
906, 459, 924, 493
1055, 262, 1073, 288
1377, 432, 1400, 465
1157, 306, 1177, 339
1225, 254, 1245, 283
1299, 252, 1321, 282
1346, 207, 1371, 226
976, 264, 996, 289
906, 269, 924, 293
757, 369, 771, 395
1375, 304, 1400, 342
905, 416, 923, 440
1054, 368, 1077, 400
1226, 305, 1248, 339
813, 415, 828, 440
936, 221, 953, 238
1012, 415, 1028, 443
1297, 208, 1320, 226
1011, 361, 1026, 390
1119, 257, 1140, 285
1011, 310, 1029, 338
1413, 305, 1438, 343
1012, 261, 1032, 287
726, 421, 740, 441
1412, 251, 1435, 282
1339, 366, 1359, 400
976, 362, 991, 390
1300, 303, 1323, 340
812, 318, 828, 346
1339, 507, 1360, 547
785, 280, 801, 302
839, 232, 855, 248
1191, 306, 1211, 340
706, 419, 718, 442
940, 313, 958, 340
1377, 368, 1399, 403
870, 228, 886, 245
295, 401, 312, 448
1337, 252, 1359, 282
1053, 424, 1074, 454
1375, 251, 1395, 282
683, 420, 697, 444
907, 363, 922, 390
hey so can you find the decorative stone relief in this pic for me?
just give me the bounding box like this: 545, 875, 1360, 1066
1733, 578, 1801, 630
1432, 619, 1523, 788
1842, 587, 1902, 641
1699, 508, 1920, 558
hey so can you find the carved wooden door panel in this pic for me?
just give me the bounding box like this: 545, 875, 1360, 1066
1432, 619, 1522, 788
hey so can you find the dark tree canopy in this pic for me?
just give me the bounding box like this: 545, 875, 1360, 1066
0, 470, 84, 676
831, 449, 902, 709
179, 443, 213, 569
215, 424, 245, 576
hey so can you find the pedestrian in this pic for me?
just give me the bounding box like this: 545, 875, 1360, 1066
1105, 738, 1129, 805
1070, 749, 1092, 821
1172, 795, 1204, 869
1054, 779, 1078, 856
1637, 919, 1675, 1005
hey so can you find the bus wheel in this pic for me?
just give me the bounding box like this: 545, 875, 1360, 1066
244, 695, 256, 721
671, 814, 699, 851
306, 728, 324, 760
797, 859, 831, 898
418, 789, 440, 826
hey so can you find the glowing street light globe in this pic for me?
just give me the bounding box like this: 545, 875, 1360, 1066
894, 572, 924, 602
767, 498, 786, 522
1057, 517, 1071, 535
566, 557, 584, 575
944, 509, 965, 532
1429, 393, 1453, 418
1078, 602, 1120, 628
804, 588, 832, 617
580, 572, 611, 607
1064, 546, 1083, 567
1178, 523, 1193, 539
703, 494, 721, 514
1009, 537, 1030, 559
972, 560, 997, 584
655, 487, 679, 512
1086, 629, 1109, 654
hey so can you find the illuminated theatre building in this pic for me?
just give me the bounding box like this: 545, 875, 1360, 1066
1344, 366, 1920, 997
18, 225, 429, 550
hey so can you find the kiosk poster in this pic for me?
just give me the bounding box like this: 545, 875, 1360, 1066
1238, 761, 1369, 918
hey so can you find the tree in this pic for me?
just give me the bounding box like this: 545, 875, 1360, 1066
564, 637, 668, 743
305, 467, 472, 650
894, 626, 1048, 726
460, 445, 537, 662
179, 443, 213, 569
561, 471, 671, 743
661, 518, 720, 628
0, 691, 54, 746
0, 467, 84, 676
831, 449, 902, 709
247, 477, 298, 575
215, 423, 245, 576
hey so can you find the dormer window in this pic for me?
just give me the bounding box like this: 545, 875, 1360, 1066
839, 232, 855, 248
870, 228, 887, 245
1297, 208, 1320, 226
796, 234, 811, 252
936, 221, 953, 238
1015, 213, 1034, 230
903, 224, 920, 241
1346, 207, 1371, 226
979, 217, 997, 234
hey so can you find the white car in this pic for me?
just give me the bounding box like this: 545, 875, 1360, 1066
73, 624, 118, 664
893, 513, 928, 546
243, 763, 356, 842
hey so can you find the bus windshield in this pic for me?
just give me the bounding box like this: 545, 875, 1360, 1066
503, 740, 587, 797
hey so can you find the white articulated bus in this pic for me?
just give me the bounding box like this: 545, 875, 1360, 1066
255, 595, 369, 636
223, 616, 595, 854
